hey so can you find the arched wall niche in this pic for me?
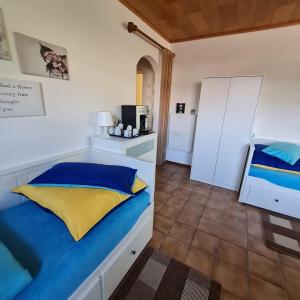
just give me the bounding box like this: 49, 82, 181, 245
136, 55, 160, 132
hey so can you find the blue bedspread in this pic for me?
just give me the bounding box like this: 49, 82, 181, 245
253, 144, 300, 172
0, 192, 150, 300
249, 166, 300, 191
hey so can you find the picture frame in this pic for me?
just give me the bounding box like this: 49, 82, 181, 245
0, 7, 11, 60
0, 77, 45, 117
14, 32, 69, 80
176, 102, 185, 114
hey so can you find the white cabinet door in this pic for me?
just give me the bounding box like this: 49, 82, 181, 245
190, 77, 230, 184
213, 76, 263, 191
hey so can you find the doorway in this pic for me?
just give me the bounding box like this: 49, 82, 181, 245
136, 57, 155, 130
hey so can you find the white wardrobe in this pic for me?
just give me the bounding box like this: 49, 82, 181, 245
190, 76, 263, 191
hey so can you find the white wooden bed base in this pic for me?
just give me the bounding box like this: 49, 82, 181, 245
239, 137, 300, 218
0, 148, 156, 300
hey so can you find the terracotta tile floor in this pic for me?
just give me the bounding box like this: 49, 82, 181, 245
150, 162, 300, 300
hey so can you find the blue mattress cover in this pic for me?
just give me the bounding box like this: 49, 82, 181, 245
249, 165, 300, 191
0, 191, 150, 300
252, 144, 300, 172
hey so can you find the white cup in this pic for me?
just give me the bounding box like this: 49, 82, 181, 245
133, 128, 139, 136
114, 127, 121, 136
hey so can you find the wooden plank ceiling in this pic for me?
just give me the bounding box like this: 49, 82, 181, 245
119, 0, 300, 42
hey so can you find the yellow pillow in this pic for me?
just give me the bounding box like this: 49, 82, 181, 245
13, 185, 130, 241
132, 178, 148, 194
13, 178, 147, 241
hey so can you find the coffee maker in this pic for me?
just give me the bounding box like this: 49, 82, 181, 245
121, 105, 150, 134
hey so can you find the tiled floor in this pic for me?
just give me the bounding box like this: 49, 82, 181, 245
150, 162, 300, 300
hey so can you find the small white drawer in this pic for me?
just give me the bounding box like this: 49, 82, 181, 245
101, 218, 153, 299
247, 184, 300, 218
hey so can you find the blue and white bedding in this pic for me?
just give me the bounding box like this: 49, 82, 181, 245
252, 144, 300, 172
0, 191, 150, 300
249, 144, 300, 190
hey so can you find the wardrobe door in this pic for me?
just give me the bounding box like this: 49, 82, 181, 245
190, 77, 230, 184
213, 76, 263, 191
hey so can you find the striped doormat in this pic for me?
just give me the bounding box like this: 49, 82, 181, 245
110, 247, 221, 300
261, 210, 300, 258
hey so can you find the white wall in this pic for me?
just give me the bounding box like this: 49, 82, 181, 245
167, 25, 300, 165
0, 0, 169, 170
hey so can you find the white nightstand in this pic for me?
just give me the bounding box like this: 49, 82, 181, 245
91, 133, 157, 163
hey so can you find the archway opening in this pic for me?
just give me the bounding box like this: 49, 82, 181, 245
136, 57, 155, 130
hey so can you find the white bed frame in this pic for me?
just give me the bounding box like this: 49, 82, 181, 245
0, 148, 156, 300
239, 137, 300, 218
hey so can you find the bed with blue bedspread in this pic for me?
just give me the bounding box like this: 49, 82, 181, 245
0, 191, 150, 300
239, 140, 300, 218
249, 144, 300, 191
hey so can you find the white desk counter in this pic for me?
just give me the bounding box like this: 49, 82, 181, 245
91, 133, 157, 163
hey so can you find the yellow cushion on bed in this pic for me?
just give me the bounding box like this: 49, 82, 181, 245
132, 178, 148, 193
13, 178, 148, 241
13, 185, 131, 241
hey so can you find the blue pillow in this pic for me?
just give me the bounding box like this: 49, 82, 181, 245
0, 241, 32, 300
29, 162, 137, 195
262, 142, 300, 165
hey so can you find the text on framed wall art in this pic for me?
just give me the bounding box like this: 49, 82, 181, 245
0, 77, 45, 117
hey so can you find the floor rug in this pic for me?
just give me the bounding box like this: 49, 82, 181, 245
110, 247, 221, 300
261, 210, 300, 258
